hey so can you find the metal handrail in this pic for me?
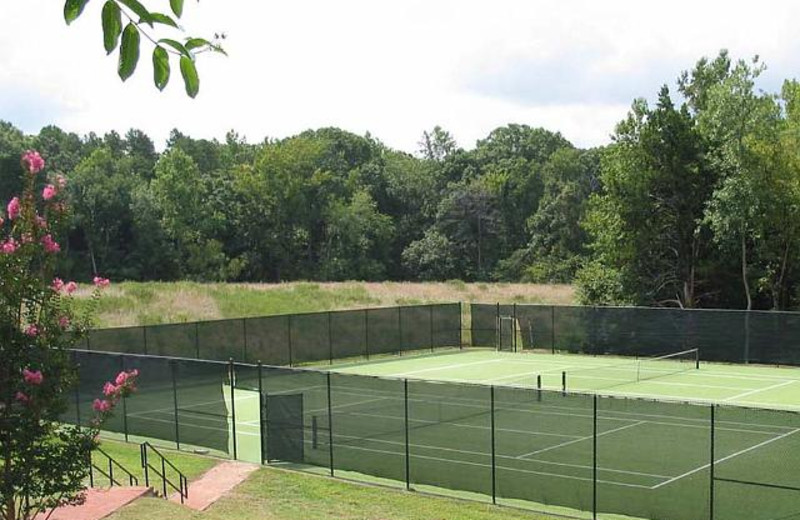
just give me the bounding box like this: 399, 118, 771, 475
89, 447, 140, 487
140, 442, 188, 503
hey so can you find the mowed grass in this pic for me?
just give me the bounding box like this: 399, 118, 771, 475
76, 281, 575, 328
91, 438, 218, 491
106, 466, 559, 520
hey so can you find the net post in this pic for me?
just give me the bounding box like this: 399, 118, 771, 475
593, 394, 598, 520
696, 348, 701, 370
513, 303, 517, 352
258, 361, 265, 464
287, 315, 293, 367
170, 360, 180, 450
404, 378, 410, 491
490, 385, 497, 505
536, 375, 542, 402
326, 372, 334, 477
562, 371, 566, 396
120, 354, 129, 442
328, 311, 333, 365
229, 358, 238, 460
710, 404, 715, 520
364, 309, 370, 360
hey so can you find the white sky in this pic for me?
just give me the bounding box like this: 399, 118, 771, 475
2, 0, 799, 152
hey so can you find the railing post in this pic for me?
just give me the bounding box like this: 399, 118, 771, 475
108, 457, 114, 487
161, 457, 167, 498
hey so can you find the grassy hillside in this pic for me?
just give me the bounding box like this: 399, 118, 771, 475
79, 281, 575, 328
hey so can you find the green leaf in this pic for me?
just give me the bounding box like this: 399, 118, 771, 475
101, 1, 122, 54
118, 23, 140, 81
184, 38, 210, 51
170, 0, 184, 17
64, 0, 90, 24
152, 46, 170, 91
158, 38, 191, 58
148, 12, 179, 28
179, 56, 199, 98
118, 0, 152, 26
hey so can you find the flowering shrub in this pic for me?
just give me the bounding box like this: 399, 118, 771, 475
0, 150, 133, 520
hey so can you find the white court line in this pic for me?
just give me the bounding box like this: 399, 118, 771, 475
325, 441, 653, 489
330, 432, 671, 480
516, 421, 646, 459
650, 428, 800, 489
391, 358, 504, 377
723, 380, 796, 401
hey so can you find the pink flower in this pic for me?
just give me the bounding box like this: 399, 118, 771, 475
24, 324, 39, 337
51, 278, 65, 292
7, 197, 20, 220
64, 281, 78, 294
92, 399, 112, 413
93, 276, 110, 288
23, 369, 44, 385
22, 150, 45, 174
42, 184, 57, 201
58, 315, 70, 329
114, 371, 129, 386
1, 238, 19, 254
130, 369, 139, 377
41, 234, 60, 253
56, 174, 67, 189
15, 392, 30, 404
103, 382, 118, 397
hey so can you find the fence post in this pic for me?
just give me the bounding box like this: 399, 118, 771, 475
287, 316, 293, 367
258, 361, 265, 464
328, 312, 333, 364
429, 305, 435, 353
142, 326, 148, 355
490, 385, 497, 505
86, 331, 92, 351
495, 302, 500, 350
230, 359, 238, 460
551, 306, 556, 354
242, 319, 248, 362
593, 394, 598, 520
513, 303, 517, 352
195, 322, 200, 359
710, 405, 715, 520
398, 306, 403, 355
72, 351, 81, 427
404, 379, 410, 491
458, 301, 463, 349
120, 355, 129, 442
171, 360, 180, 450
364, 310, 370, 360
326, 372, 334, 477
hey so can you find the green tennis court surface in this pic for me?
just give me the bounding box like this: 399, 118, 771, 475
329, 349, 800, 409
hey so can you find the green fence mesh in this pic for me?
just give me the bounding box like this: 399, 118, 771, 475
65, 350, 800, 520
471, 303, 800, 365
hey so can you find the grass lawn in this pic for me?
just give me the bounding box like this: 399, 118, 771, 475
76, 281, 575, 328
106, 466, 561, 520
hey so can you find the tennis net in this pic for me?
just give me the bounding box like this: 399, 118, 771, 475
562, 348, 700, 392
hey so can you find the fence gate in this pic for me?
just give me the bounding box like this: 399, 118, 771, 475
264, 394, 304, 463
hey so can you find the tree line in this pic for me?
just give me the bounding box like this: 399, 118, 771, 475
2, 50, 799, 311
